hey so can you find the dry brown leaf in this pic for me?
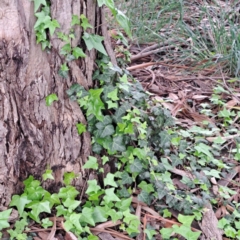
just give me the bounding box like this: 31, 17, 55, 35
226, 99, 238, 108
192, 95, 209, 101
168, 93, 179, 101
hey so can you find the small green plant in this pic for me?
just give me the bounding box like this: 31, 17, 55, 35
31, 0, 60, 50
160, 214, 201, 240
1, 168, 140, 238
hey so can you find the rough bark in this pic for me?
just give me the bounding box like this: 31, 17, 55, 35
0, 0, 103, 207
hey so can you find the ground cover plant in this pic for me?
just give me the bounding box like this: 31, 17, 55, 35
1, 0, 240, 239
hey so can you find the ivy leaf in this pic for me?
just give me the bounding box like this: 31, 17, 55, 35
31, 0, 47, 13
42, 192, 60, 208
79, 207, 95, 226
76, 123, 86, 135
80, 14, 93, 30
60, 43, 71, 55
115, 197, 132, 212
67, 213, 83, 232
28, 201, 51, 223
92, 206, 108, 223
107, 209, 123, 223
138, 181, 154, 193
83, 32, 108, 56
83, 156, 98, 170
10, 195, 31, 217
97, 0, 105, 7
178, 214, 195, 227
63, 172, 76, 185
71, 15, 80, 26
41, 218, 53, 229
121, 172, 133, 184
194, 143, 212, 158
100, 124, 115, 138
106, 100, 118, 109
87, 89, 105, 121
111, 135, 126, 152
107, 89, 119, 101
42, 169, 54, 181
44, 19, 60, 36
63, 198, 81, 211
103, 188, 121, 203
138, 190, 151, 205
102, 155, 109, 165
56, 205, 68, 217
130, 159, 143, 173
203, 169, 221, 179
104, 173, 118, 187
58, 186, 79, 200
0, 209, 12, 230
45, 93, 58, 106
59, 63, 69, 78
86, 180, 101, 194
160, 228, 174, 239
34, 12, 51, 29
72, 47, 86, 59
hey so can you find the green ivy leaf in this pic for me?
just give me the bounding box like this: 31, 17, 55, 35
160, 227, 174, 239
111, 135, 126, 152
107, 89, 119, 101
56, 205, 68, 217
138, 190, 151, 205
130, 159, 143, 173
104, 173, 118, 187
107, 209, 123, 223
83, 32, 108, 56
102, 155, 109, 165
31, 0, 47, 13
76, 123, 86, 135
41, 218, 53, 229
203, 169, 221, 179
115, 197, 132, 212
100, 124, 115, 138
63, 172, 76, 185
0, 209, 12, 230
42, 169, 54, 181
138, 181, 154, 193
194, 143, 212, 158
60, 43, 71, 55
42, 192, 60, 208
28, 201, 51, 223
80, 14, 93, 30
58, 186, 79, 200
72, 47, 86, 59
92, 206, 108, 223
10, 195, 31, 217
86, 180, 101, 194
71, 15, 80, 26
44, 19, 60, 36
45, 93, 58, 106
178, 214, 195, 227
66, 213, 83, 232
63, 198, 81, 211
79, 207, 95, 226
87, 89, 105, 121
103, 188, 121, 203
121, 172, 133, 184
83, 156, 98, 170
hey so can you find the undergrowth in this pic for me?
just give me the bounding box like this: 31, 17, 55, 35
116, 0, 240, 77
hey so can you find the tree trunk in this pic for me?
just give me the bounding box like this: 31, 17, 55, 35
0, 0, 106, 207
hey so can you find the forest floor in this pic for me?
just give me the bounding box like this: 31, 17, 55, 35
3, 1, 240, 240
107, 0, 240, 239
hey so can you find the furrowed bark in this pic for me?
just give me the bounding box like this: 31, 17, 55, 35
0, 0, 102, 207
